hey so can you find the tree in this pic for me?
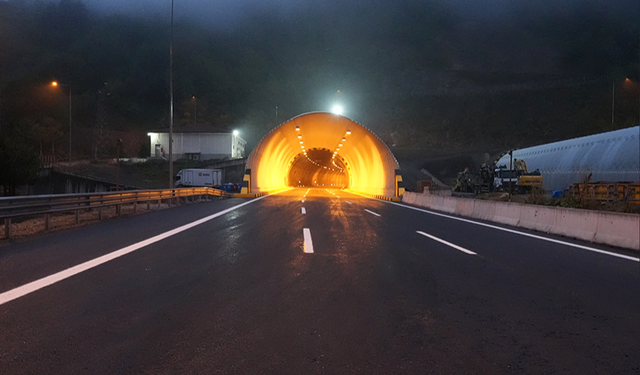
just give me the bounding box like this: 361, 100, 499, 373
0, 136, 40, 196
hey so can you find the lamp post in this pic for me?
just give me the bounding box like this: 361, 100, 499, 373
192, 96, 197, 125
51, 81, 72, 162
168, 0, 174, 188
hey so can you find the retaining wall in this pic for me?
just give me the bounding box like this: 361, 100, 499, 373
402, 192, 639, 251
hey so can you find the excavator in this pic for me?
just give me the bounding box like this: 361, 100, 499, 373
494, 158, 543, 193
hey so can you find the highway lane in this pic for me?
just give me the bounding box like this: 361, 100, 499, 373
0, 188, 638, 374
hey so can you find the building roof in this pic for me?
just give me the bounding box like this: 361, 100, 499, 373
149, 124, 231, 134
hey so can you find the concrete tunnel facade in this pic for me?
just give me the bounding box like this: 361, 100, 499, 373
243, 112, 402, 197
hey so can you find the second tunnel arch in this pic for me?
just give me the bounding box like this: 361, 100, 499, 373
243, 112, 402, 197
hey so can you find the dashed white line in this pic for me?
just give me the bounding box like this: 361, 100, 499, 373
302, 200, 305, 203
345, 201, 352, 205
301, 207, 306, 214
387, 201, 639, 262
303, 228, 314, 253
417, 231, 477, 255
364, 209, 381, 217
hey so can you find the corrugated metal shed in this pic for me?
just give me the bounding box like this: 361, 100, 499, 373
496, 126, 639, 191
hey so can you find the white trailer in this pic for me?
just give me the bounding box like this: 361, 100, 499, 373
175, 169, 222, 188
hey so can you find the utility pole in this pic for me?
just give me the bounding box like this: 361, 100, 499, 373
508, 150, 513, 202
169, 0, 174, 188
611, 81, 615, 125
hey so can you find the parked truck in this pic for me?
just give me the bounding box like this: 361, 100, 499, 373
175, 169, 222, 188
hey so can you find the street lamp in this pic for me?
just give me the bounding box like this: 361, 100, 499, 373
51, 81, 72, 162
192, 95, 197, 125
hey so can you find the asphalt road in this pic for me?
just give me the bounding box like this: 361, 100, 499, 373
1, 188, 638, 374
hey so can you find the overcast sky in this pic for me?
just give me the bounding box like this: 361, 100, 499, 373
80, 0, 635, 28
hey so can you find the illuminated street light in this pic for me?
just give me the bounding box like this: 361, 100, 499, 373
331, 104, 343, 115
51, 81, 72, 161
233, 130, 239, 136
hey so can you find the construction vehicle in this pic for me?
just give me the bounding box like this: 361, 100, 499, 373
453, 164, 495, 194
494, 158, 543, 193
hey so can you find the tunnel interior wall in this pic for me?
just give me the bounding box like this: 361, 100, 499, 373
246, 112, 400, 196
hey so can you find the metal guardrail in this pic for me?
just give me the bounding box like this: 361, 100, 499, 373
1, 187, 230, 240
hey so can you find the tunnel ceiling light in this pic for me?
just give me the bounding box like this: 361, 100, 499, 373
342, 138, 346, 141
300, 141, 303, 144
298, 135, 302, 138
339, 144, 343, 147
301, 145, 305, 148
346, 130, 351, 135
295, 126, 300, 131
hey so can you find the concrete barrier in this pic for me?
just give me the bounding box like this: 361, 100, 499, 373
402, 191, 639, 251
550, 207, 599, 243
455, 198, 475, 217
519, 205, 557, 234
594, 211, 640, 250
441, 196, 458, 214
493, 201, 521, 227
471, 200, 497, 222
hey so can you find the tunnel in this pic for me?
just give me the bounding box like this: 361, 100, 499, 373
243, 112, 402, 197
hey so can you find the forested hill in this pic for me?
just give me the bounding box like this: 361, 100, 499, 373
0, 0, 637, 158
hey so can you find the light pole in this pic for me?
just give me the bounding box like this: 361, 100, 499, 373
52, 81, 72, 162
611, 81, 615, 125
192, 96, 197, 125
169, 0, 174, 188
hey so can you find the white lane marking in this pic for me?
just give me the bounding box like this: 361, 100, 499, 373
301, 207, 306, 214
336, 196, 340, 199
303, 228, 314, 253
364, 209, 381, 217
0, 195, 274, 307
385, 201, 639, 262
417, 231, 477, 255
302, 200, 305, 203
345, 201, 352, 205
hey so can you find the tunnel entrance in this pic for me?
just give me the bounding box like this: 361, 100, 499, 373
243, 112, 402, 197
287, 148, 349, 188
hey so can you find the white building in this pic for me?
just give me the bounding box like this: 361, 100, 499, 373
148, 125, 246, 161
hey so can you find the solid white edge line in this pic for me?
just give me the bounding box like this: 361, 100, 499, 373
0, 193, 277, 306
417, 231, 477, 255
340, 190, 638, 262
301, 207, 306, 214
364, 209, 381, 217
386, 200, 639, 262
303, 228, 314, 253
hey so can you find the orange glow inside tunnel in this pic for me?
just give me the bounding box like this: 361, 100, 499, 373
246, 112, 400, 196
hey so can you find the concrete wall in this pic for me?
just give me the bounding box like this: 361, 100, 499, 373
403, 192, 639, 251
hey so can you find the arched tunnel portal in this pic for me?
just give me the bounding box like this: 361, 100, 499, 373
244, 112, 402, 197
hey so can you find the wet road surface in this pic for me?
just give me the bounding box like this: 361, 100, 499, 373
1, 188, 638, 374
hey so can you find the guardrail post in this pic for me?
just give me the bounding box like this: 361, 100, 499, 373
98, 207, 103, 220
133, 201, 137, 213
147, 200, 150, 210
75, 210, 79, 224
116, 204, 121, 216
4, 218, 11, 240
44, 213, 51, 231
